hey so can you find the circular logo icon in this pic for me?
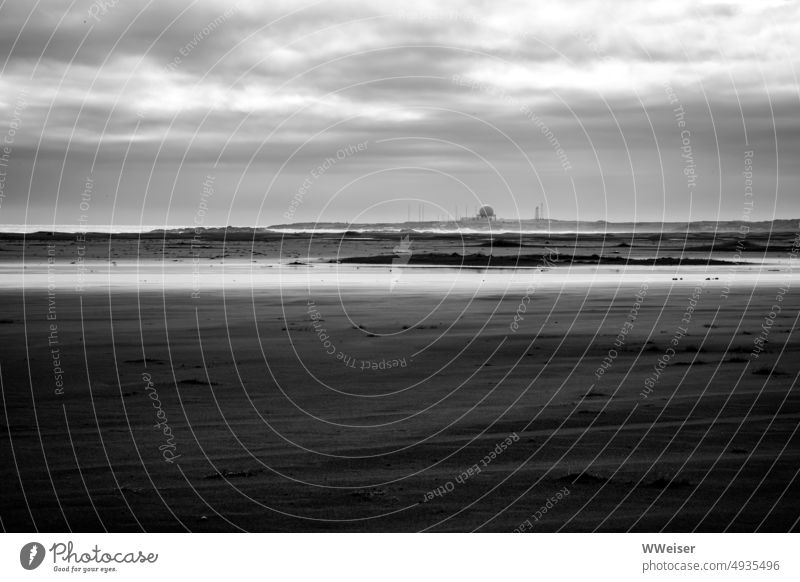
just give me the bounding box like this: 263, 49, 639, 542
20, 542, 46, 570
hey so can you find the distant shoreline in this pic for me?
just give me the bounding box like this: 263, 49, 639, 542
0, 217, 798, 236
332, 252, 740, 267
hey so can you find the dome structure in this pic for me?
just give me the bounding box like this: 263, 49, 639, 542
477, 205, 495, 219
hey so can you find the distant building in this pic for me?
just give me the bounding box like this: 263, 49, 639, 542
477, 205, 496, 221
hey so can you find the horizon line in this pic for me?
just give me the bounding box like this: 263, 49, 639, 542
1, 217, 798, 235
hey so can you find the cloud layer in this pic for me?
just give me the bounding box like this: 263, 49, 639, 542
1, 0, 798, 226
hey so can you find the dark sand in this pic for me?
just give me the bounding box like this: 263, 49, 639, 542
1, 266, 798, 532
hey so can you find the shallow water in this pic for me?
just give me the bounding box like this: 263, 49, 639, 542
1, 260, 796, 292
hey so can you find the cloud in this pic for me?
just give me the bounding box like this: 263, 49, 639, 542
0, 0, 798, 225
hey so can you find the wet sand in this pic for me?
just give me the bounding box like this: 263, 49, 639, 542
1, 260, 798, 532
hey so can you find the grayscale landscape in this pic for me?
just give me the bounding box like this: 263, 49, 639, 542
1, 0, 799, 534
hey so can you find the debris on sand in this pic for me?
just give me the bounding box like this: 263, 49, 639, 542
179, 378, 218, 386
350, 488, 391, 501
641, 475, 694, 490
204, 468, 262, 480
583, 391, 610, 399
556, 471, 609, 485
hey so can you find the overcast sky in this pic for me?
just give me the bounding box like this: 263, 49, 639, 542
0, 0, 798, 228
